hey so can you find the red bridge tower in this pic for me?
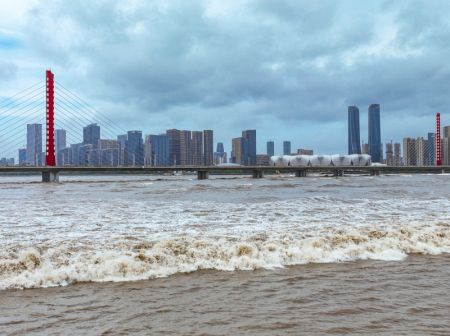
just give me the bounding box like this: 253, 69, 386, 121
45, 70, 56, 166
436, 112, 442, 166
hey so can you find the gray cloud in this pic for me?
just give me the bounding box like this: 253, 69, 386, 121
7, 0, 450, 153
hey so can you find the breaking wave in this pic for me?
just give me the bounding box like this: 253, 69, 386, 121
1, 223, 450, 290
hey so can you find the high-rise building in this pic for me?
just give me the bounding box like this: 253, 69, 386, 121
117, 134, 127, 165
70, 143, 82, 166
415, 137, 427, 166
98, 139, 119, 166
256, 154, 270, 166
55, 129, 66, 166
191, 131, 203, 166
149, 134, 169, 166
203, 130, 214, 166
179, 130, 192, 165
83, 123, 100, 148
442, 137, 450, 165
18, 148, 27, 166
26, 123, 42, 166
166, 129, 181, 166
297, 149, 314, 155
144, 135, 152, 166
242, 130, 256, 165
348, 106, 361, 154
443, 126, 450, 138
214, 142, 226, 165
267, 141, 274, 157
403, 138, 416, 166
125, 131, 144, 166
362, 142, 369, 155
283, 141, 291, 155
427, 132, 435, 166
59, 147, 71, 166
394, 143, 401, 166
231, 137, 248, 165
385, 142, 393, 165
368, 104, 382, 162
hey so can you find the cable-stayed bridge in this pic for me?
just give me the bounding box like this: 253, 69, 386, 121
1, 71, 450, 182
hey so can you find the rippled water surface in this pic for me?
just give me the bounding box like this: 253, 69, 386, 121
1, 173, 450, 335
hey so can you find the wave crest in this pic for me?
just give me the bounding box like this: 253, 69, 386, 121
1, 223, 450, 290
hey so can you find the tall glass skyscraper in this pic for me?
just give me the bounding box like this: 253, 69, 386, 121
125, 131, 144, 166
368, 104, 382, 162
348, 106, 361, 154
83, 123, 100, 148
216, 142, 224, 153
242, 130, 256, 165
283, 141, 291, 155
150, 134, 169, 166
267, 141, 274, 156
26, 123, 42, 166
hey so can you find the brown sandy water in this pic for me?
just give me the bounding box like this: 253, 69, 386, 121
1, 254, 450, 335
1, 174, 450, 335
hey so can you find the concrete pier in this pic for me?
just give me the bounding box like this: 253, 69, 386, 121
370, 170, 380, 176
42, 171, 59, 183
252, 170, 264, 178
295, 170, 307, 177
197, 170, 209, 180
334, 169, 344, 177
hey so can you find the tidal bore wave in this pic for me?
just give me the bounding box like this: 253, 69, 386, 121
1, 223, 450, 290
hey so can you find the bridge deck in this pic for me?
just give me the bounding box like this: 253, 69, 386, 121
0, 165, 449, 174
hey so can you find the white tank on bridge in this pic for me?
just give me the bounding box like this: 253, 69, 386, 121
289, 155, 310, 167
331, 154, 352, 166
270, 155, 291, 167
348, 154, 372, 166
271, 154, 372, 167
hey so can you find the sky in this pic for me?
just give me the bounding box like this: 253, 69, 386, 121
1, 0, 450, 155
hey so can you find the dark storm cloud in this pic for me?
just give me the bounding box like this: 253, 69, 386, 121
15, 0, 450, 151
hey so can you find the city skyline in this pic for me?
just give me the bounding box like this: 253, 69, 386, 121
1, 1, 450, 154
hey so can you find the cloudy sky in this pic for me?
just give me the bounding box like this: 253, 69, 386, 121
1, 0, 450, 154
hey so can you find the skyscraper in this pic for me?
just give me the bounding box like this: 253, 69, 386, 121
144, 135, 152, 166
191, 131, 203, 166
117, 134, 127, 165
18, 148, 27, 166
26, 123, 42, 166
55, 129, 67, 165
368, 104, 382, 162
283, 141, 291, 155
125, 131, 144, 166
403, 138, 416, 166
394, 143, 401, 166
242, 130, 256, 165
179, 130, 192, 165
385, 142, 393, 165
348, 106, 361, 154
216, 142, 224, 153
166, 129, 181, 166
427, 132, 435, 166
150, 134, 169, 166
267, 141, 274, 157
83, 123, 100, 148
203, 130, 214, 166
231, 137, 248, 165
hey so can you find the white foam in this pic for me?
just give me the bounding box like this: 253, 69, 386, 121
1, 223, 450, 290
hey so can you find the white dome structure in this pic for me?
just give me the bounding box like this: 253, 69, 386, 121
331, 154, 352, 166
309, 155, 332, 166
270, 155, 290, 167
289, 155, 310, 167
271, 154, 372, 167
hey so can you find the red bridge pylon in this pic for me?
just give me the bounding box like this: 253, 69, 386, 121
45, 70, 55, 166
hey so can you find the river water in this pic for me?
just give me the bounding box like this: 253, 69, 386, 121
1, 174, 450, 335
